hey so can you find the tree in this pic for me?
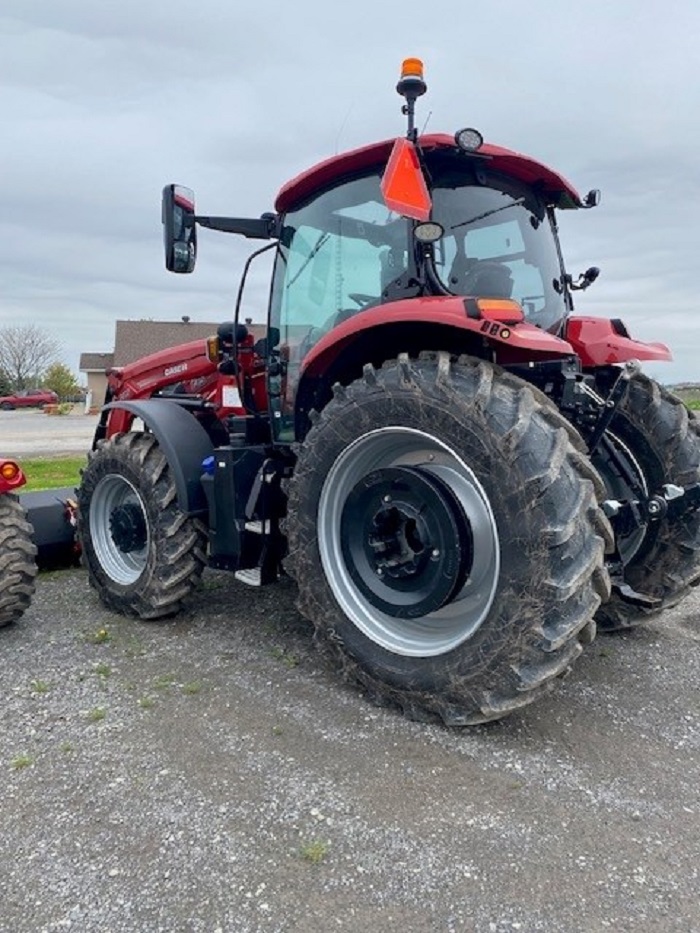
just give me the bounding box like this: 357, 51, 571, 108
0, 324, 61, 390
0, 369, 11, 397
43, 362, 80, 401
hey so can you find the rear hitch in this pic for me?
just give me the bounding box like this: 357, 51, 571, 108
603, 481, 700, 536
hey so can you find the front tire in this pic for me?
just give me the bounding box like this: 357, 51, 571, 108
0, 495, 38, 627
287, 353, 611, 725
77, 432, 207, 619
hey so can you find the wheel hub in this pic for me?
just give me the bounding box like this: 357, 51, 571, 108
341, 466, 473, 619
369, 503, 427, 578
109, 502, 147, 553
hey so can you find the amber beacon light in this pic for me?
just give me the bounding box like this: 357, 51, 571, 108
396, 57, 427, 140
401, 58, 424, 79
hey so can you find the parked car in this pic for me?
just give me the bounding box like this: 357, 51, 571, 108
0, 389, 59, 410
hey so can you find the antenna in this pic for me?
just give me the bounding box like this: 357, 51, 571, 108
334, 103, 354, 155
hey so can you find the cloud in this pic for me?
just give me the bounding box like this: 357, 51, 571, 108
1, 0, 699, 383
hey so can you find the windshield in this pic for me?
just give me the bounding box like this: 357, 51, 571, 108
427, 153, 567, 331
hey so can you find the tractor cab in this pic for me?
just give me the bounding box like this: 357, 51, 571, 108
270, 136, 570, 390
161, 59, 605, 443
270, 140, 572, 350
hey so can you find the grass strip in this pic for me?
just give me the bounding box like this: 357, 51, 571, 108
17, 456, 84, 492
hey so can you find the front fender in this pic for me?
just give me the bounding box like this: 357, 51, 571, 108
565, 316, 672, 367
103, 399, 214, 515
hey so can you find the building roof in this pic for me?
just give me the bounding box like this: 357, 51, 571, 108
79, 352, 115, 372
113, 320, 223, 367
80, 319, 267, 373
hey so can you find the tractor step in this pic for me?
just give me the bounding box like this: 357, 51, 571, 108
234, 567, 262, 587
244, 520, 269, 534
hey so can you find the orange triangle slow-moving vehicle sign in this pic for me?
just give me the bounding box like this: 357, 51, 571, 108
380, 137, 432, 221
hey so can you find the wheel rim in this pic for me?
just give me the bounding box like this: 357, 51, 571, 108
594, 431, 649, 565
89, 474, 150, 585
317, 427, 500, 657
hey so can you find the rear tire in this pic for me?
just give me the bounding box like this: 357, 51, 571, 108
0, 495, 38, 627
286, 353, 611, 725
77, 432, 207, 619
593, 373, 700, 630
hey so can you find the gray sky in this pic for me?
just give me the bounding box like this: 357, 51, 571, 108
2, 0, 699, 383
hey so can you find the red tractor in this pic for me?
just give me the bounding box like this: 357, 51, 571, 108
0, 459, 38, 627
77, 60, 700, 724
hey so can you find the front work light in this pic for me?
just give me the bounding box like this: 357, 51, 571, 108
455, 127, 484, 152
414, 221, 444, 243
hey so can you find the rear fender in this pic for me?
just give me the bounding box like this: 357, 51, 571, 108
565, 316, 672, 367
103, 399, 214, 515
300, 297, 574, 378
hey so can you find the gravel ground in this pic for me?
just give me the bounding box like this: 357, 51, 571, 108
1, 567, 699, 933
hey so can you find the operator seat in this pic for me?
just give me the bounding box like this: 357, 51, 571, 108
449, 257, 514, 298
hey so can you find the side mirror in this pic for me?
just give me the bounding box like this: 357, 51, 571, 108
581, 265, 600, 287
162, 185, 197, 273
584, 189, 601, 208
568, 266, 601, 291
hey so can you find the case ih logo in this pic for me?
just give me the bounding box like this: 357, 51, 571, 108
163, 363, 188, 378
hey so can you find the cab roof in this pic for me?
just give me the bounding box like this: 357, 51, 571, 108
275, 133, 583, 214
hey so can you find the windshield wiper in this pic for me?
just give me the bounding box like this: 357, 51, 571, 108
286, 232, 330, 287
451, 197, 526, 230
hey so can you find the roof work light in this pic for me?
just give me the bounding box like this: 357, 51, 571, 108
455, 127, 484, 152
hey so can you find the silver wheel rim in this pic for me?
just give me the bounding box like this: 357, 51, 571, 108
90, 474, 149, 585
597, 431, 649, 565
317, 427, 500, 657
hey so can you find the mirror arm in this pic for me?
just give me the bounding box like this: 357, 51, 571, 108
193, 213, 279, 239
